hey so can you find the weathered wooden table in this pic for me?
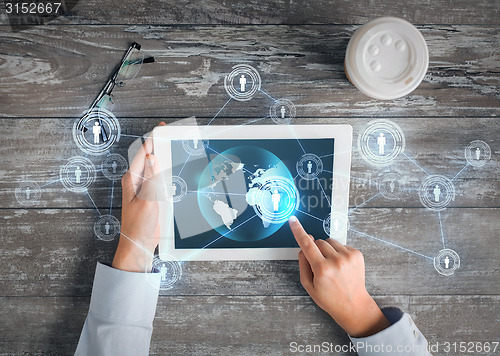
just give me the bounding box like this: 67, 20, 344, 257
1, 1, 499, 354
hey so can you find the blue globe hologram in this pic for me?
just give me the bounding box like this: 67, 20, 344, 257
197, 146, 296, 242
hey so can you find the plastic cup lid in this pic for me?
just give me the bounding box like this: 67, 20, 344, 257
345, 17, 429, 100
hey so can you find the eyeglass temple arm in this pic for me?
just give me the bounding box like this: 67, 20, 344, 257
87, 42, 146, 112
132, 41, 156, 63
79, 43, 153, 137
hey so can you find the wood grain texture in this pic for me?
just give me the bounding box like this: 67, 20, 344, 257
0, 25, 499, 118
410, 295, 500, 351
1, 207, 498, 297
3, 0, 500, 26
1, 295, 498, 355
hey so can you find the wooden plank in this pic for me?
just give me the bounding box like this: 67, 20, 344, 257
0, 295, 402, 355
1, 207, 498, 297
152, 295, 499, 355
3, 0, 499, 26
409, 295, 500, 355
151, 295, 405, 356
0, 25, 499, 118
1, 295, 498, 355
0, 296, 89, 355
0, 209, 118, 297
349, 207, 500, 296
0, 117, 498, 209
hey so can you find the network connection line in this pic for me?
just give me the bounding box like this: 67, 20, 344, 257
295, 138, 306, 154
451, 163, 470, 182
259, 88, 277, 102
242, 116, 270, 126
319, 153, 334, 158
109, 180, 115, 214
40, 178, 61, 188
189, 190, 248, 197
335, 147, 360, 156
199, 214, 258, 251
332, 171, 373, 185
120, 231, 155, 259
207, 97, 232, 126
128, 170, 157, 185
438, 210, 446, 249
350, 227, 434, 261
296, 208, 323, 222
349, 192, 382, 214
316, 177, 331, 207
120, 133, 145, 139
402, 151, 431, 176
86, 190, 102, 217
177, 153, 192, 176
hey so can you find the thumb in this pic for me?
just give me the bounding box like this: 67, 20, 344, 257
137, 154, 159, 202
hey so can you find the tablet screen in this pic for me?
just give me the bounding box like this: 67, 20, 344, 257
169, 138, 334, 250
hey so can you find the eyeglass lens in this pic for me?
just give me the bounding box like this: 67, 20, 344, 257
116, 49, 144, 85
96, 94, 115, 111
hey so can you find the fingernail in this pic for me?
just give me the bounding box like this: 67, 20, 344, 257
146, 155, 154, 167
289, 215, 297, 223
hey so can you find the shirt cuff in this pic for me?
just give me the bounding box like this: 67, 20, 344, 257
89, 262, 161, 325
349, 307, 429, 356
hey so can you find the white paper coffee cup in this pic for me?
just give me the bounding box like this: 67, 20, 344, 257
345, 17, 429, 100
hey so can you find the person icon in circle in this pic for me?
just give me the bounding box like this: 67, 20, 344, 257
280, 106, 286, 119
111, 161, 118, 174
93, 121, 102, 144
239, 74, 247, 92
172, 183, 177, 196
475, 147, 481, 160
433, 185, 441, 202
389, 180, 396, 193
75, 166, 82, 184
307, 161, 313, 174
193, 138, 199, 149
444, 256, 450, 269
26, 187, 31, 200
105, 222, 111, 235
160, 263, 168, 282
271, 189, 281, 212
377, 132, 386, 155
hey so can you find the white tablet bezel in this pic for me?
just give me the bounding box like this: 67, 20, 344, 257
154, 124, 352, 261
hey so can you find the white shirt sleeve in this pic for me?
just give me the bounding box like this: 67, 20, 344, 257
75, 263, 161, 356
349, 307, 431, 356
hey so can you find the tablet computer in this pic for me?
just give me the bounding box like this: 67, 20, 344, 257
153, 124, 352, 261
